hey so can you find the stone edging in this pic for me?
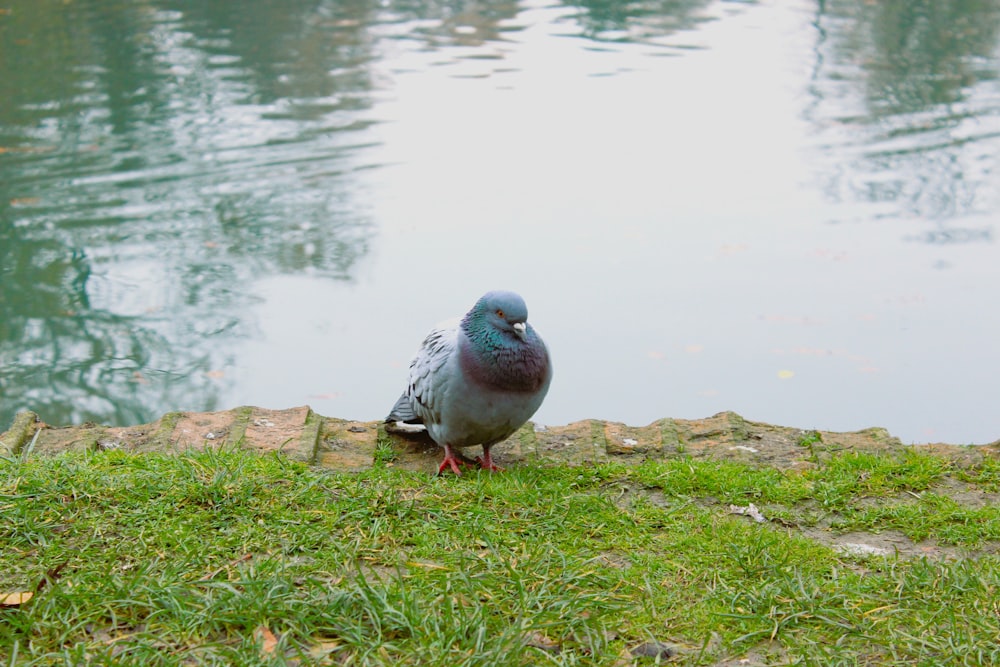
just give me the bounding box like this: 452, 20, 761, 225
3, 407, 997, 473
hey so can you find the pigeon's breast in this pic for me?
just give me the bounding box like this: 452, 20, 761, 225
425, 332, 551, 448
457, 334, 550, 394
440, 362, 549, 448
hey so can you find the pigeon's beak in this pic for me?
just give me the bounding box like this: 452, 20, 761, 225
513, 322, 527, 340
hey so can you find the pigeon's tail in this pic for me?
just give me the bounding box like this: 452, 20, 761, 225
385, 392, 422, 424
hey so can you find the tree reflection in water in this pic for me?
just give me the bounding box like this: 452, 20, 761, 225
0, 0, 380, 426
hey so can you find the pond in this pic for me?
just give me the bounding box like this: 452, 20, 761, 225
2, 0, 999, 444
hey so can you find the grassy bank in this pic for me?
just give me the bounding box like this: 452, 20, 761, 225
2, 445, 999, 665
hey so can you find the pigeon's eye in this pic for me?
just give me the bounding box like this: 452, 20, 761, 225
496, 309, 505, 319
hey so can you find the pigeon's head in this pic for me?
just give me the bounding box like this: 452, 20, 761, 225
473, 290, 530, 341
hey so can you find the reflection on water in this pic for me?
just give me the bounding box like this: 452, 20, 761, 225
1, 0, 378, 424
1, 0, 999, 442
810, 0, 1000, 235
567, 0, 714, 40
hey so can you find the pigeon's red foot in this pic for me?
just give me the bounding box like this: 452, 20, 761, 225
476, 447, 504, 472
437, 445, 466, 476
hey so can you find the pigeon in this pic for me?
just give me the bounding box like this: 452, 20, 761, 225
386, 290, 552, 475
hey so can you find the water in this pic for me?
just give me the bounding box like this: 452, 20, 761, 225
2, 0, 999, 444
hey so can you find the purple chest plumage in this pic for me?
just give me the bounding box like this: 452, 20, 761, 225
457, 331, 549, 394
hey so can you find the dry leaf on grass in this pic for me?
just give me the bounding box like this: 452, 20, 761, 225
254, 625, 279, 657
309, 640, 341, 660
728, 503, 767, 523
1, 591, 33, 606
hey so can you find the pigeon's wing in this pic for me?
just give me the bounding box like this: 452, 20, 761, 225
387, 321, 459, 427
386, 391, 422, 424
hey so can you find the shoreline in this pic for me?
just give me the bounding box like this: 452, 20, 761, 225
4, 407, 997, 474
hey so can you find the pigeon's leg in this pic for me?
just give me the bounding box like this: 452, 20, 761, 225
476, 444, 504, 472
437, 444, 465, 476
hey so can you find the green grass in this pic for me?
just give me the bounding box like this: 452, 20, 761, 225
955, 455, 1000, 492
1, 447, 999, 665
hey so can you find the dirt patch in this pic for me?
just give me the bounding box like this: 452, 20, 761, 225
800, 528, 958, 560
709, 640, 788, 667
928, 476, 1000, 508
613, 483, 1000, 561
